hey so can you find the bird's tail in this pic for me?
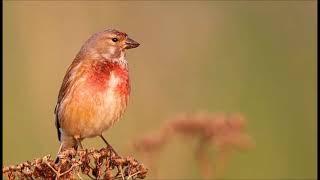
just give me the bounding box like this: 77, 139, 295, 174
54, 143, 63, 163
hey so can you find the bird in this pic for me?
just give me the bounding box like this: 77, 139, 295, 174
54, 29, 140, 161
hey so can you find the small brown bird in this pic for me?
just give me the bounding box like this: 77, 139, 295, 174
54, 29, 140, 160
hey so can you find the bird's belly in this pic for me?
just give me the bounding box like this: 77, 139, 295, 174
61, 85, 129, 138
84, 91, 127, 138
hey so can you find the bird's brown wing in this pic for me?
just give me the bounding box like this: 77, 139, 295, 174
54, 55, 83, 141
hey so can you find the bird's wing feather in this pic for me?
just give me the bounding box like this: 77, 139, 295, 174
54, 54, 83, 141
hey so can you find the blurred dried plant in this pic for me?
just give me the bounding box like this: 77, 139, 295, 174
132, 112, 254, 179
2, 147, 148, 180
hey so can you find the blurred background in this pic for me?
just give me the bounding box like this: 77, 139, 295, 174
3, 1, 316, 179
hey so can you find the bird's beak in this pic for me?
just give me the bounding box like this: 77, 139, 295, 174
125, 37, 140, 49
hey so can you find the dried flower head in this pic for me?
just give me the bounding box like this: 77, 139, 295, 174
3, 146, 148, 180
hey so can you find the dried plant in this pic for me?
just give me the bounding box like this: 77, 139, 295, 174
3, 112, 253, 179
2, 146, 148, 180
132, 112, 254, 179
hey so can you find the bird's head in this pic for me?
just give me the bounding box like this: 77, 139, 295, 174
82, 29, 140, 60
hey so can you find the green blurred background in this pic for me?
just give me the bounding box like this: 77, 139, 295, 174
3, 1, 316, 179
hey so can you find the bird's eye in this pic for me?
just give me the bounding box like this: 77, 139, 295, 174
112, 38, 118, 42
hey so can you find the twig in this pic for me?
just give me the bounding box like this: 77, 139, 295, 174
45, 162, 59, 175
127, 171, 141, 180
77, 172, 83, 180
119, 165, 125, 180
59, 164, 79, 177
